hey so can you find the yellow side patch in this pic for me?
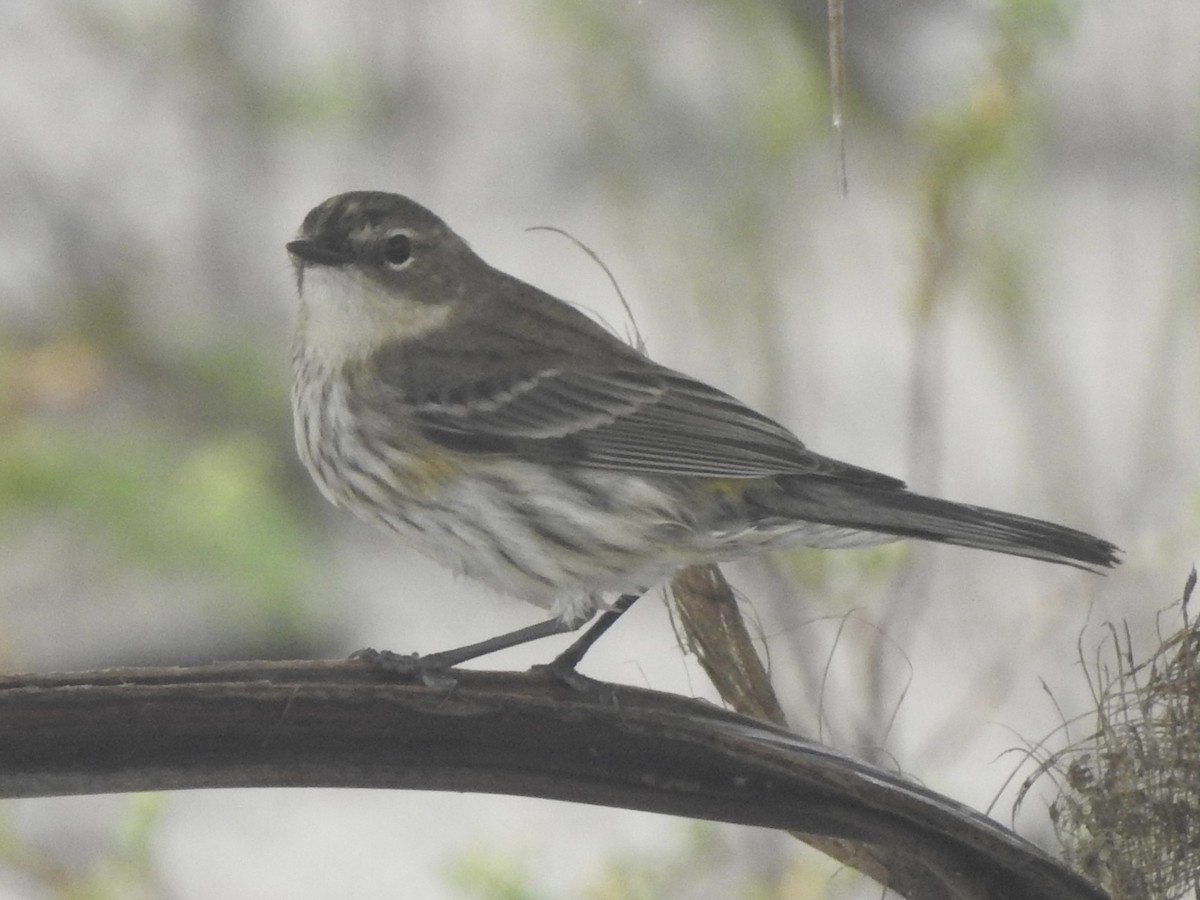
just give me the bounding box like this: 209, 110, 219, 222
699, 477, 766, 499
403, 451, 466, 497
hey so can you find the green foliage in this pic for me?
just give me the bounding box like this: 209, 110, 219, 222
584, 821, 713, 900
446, 845, 545, 900
446, 821, 864, 899
0, 418, 316, 633
0, 794, 167, 899
913, 0, 1074, 319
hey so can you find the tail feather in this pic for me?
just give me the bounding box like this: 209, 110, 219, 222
763, 478, 1121, 571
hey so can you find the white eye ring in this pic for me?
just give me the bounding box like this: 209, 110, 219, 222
381, 231, 413, 269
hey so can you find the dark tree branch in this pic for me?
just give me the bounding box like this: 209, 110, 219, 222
0, 660, 1104, 900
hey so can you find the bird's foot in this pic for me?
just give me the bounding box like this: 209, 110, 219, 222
351, 647, 457, 689
529, 648, 618, 704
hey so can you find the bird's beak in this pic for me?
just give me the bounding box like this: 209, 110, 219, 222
287, 239, 351, 267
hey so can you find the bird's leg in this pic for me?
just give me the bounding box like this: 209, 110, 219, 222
354, 615, 579, 680
354, 591, 644, 686
421, 616, 584, 668
540, 592, 643, 678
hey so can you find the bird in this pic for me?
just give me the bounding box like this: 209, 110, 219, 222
285, 191, 1120, 671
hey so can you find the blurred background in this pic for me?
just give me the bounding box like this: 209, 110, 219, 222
0, 1, 1196, 897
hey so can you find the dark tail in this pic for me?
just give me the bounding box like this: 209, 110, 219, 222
763, 477, 1121, 571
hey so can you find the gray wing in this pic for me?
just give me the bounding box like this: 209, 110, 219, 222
370, 348, 903, 486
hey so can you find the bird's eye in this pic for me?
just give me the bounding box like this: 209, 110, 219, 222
382, 232, 413, 268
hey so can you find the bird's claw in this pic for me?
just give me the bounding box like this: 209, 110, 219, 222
351, 647, 458, 689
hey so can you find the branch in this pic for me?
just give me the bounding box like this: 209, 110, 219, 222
0, 660, 1104, 900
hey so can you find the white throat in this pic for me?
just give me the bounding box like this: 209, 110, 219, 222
294, 266, 453, 366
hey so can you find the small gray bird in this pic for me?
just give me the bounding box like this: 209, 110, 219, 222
287, 191, 1119, 669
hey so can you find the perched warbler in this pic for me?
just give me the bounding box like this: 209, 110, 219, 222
287, 191, 1118, 669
